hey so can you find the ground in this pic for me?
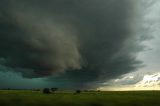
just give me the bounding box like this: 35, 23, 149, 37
0, 90, 160, 106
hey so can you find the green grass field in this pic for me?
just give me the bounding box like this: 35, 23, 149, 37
0, 90, 160, 106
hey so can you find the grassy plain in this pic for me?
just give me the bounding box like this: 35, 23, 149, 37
0, 90, 160, 106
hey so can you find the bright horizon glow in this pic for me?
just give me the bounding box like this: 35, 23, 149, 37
98, 72, 160, 91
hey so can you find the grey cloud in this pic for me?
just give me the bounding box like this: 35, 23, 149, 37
0, 0, 147, 88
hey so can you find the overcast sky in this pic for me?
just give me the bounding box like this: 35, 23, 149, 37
0, 0, 160, 90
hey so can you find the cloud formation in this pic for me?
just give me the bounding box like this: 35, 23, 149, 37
0, 0, 146, 88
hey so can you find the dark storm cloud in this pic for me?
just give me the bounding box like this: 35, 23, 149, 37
0, 0, 144, 88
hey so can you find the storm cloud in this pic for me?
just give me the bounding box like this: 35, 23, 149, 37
0, 0, 145, 88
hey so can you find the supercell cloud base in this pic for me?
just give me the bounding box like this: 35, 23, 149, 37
0, 0, 160, 90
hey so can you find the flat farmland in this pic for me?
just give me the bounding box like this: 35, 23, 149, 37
0, 90, 160, 106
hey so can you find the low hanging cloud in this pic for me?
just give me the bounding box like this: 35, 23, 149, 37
0, 0, 147, 88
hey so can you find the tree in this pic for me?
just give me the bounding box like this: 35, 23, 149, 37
43, 88, 51, 94
75, 90, 81, 94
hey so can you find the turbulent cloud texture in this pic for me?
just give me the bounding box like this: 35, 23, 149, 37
0, 0, 145, 88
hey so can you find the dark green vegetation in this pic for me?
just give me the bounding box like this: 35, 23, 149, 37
0, 90, 160, 106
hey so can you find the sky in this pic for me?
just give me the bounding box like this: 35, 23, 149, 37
0, 0, 160, 90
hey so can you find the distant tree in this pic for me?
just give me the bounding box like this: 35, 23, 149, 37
51, 88, 58, 92
43, 88, 51, 94
75, 90, 81, 94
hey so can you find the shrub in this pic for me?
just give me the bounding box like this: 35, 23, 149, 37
43, 88, 51, 94
75, 90, 81, 94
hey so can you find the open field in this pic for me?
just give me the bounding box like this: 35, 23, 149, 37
0, 90, 160, 106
